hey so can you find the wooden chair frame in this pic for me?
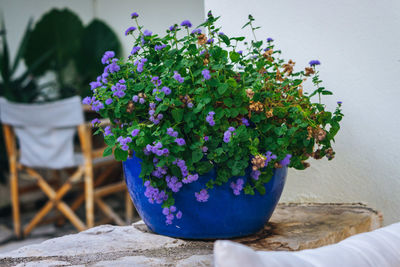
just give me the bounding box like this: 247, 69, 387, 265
3, 120, 133, 238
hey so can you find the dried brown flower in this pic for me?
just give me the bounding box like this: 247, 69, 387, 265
305, 67, 315, 76
251, 155, 266, 171
126, 101, 135, 113
197, 34, 207, 45
246, 88, 255, 99
249, 101, 264, 113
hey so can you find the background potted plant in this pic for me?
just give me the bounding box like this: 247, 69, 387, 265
87, 11, 343, 238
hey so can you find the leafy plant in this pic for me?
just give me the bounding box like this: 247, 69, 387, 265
75, 19, 122, 98
86, 11, 343, 225
24, 8, 121, 99
24, 8, 83, 96
0, 18, 48, 102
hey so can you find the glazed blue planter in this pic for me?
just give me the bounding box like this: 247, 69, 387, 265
123, 155, 288, 239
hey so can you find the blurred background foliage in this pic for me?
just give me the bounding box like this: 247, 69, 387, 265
0, 8, 121, 183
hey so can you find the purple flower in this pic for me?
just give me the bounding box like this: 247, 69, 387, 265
151, 76, 162, 87
131, 46, 141, 55
202, 146, 208, 153
206, 38, 214, 44
144, 182, 168, 205
195, 189, 209, 202
280, 154, 292, 166
237, 50, 243, 55
202, 69, 211, 80
265, 151, 277, 166
82, 96, 92, 105
228, 127, 235, 132
230, 178, 244, 195
132, 95, 139, 102
180, 20, 192, 28
90, 81, 102, 90
101, 51, 115, 64
162, 86, 171, 95
105, 98, 113, 105
206, 111, 215, 126
218, 32, 225, 36
91, 118, 100, 126
204, 136, 209, 141
187, 102, 193, 108
143, 30, 152, 37
167, 127, 179, 137
175, 138, 186, 146
251, 170, 260, 180
223, 130, 232, 143
176, 211, 182, 219
242, 117, 250, 126
104, 126, 112, 136
131, 12, 139, 18
131, 129, 140, 137
191, 28, 202, 35
267, 37, 274, 42
166, 176, 182, 193
155, 44, 167, 51
173, 71, 184, 83
139, 98, 145, 104
169, 24, 177, 31
337, 101, 343, 105
91, 100, 104, 112
125, 26, 137, 35
207, 11, 213, 17
309, 60, 321, 66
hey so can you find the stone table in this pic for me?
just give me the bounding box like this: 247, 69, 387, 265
0, 203, 382, 267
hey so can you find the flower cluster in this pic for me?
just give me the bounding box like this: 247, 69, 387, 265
230, 179, 244, 195
87, 11, 343, 227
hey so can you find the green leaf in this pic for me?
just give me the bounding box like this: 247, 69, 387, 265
229, 51, 240, 62
322, 90, 333, 95
223, 98, 233, 107
11, 18, 33, 76
104, 135, 116, 147
103, 146, 113, 157
217, 83, 228, 95
171, 108, 184, 122
193, 103, 205, 113
244, 185, 255, 195
24, 8, 84, 78
192, 149, 203, 163
195, 161, 214, 174
114, 147, 128, 161
255, 184, 266, 195
219, 34, 230, 45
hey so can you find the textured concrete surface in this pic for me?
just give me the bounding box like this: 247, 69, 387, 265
0, 203, 382, 266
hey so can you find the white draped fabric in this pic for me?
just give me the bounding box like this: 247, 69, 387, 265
214, 222, 400, 267
0, 97, 84, 169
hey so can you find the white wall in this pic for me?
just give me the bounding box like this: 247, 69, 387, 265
205, 0, 400, 224
1, 0, 400, 224
0, 0, 204, 70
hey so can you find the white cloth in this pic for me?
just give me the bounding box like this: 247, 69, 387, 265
0, 97, 84, 169
214, 222, 400, 267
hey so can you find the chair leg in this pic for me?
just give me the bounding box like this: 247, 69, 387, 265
125, 190, 134, 224
95, 197, 125, 226
3, 125, 21, 238
85, 172, 94, 228
10, 170, 21, 238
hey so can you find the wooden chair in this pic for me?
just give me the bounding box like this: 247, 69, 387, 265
0, 96, 133, 238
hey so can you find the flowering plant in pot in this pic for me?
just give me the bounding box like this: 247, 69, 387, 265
85, 11, 343, 238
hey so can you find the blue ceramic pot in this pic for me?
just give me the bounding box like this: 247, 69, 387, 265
123, 155, 288, 239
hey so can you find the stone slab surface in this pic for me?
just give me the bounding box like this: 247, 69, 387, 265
0, 203, 382, 266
